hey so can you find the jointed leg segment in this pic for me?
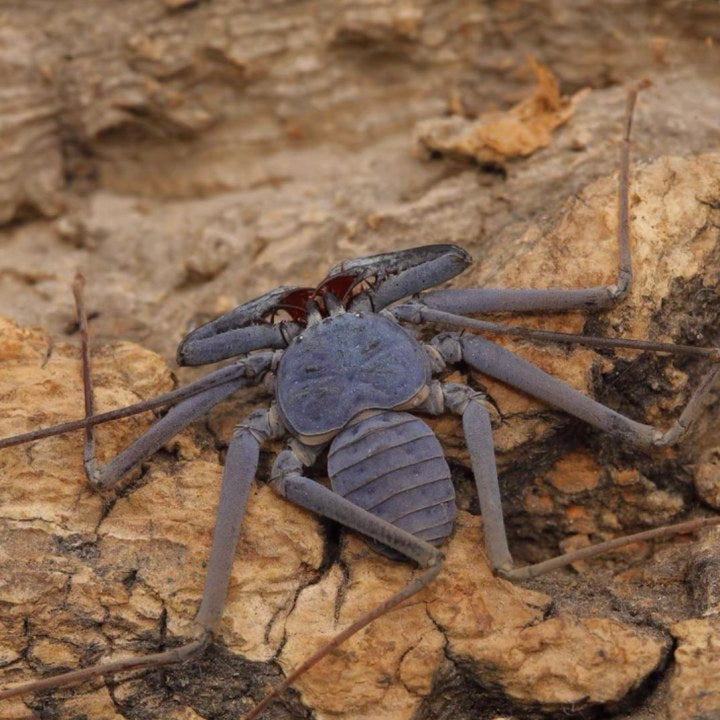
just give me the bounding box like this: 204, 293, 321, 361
69, 273, 277, 490
417, 140, 632, 313
244, 444, 445, 720
417, 85, 641, 317
85, 379, 256, 489
196, 407, 285, 632
0, 406, 284, 702
441, 383, 513, 573
431, 332, 720, 578
453, 333, 720, 448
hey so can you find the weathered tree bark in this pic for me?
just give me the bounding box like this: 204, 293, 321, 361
1, 2, 720, 719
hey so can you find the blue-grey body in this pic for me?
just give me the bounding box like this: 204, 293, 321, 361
276, 312, 430, 438
276, 311, 457, 549
328, 412, 456, 551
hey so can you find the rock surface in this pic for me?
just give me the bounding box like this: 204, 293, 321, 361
0, 320, 670, 719
669, 616, 720, 720
2, 149, 720, 717
1, 2, 720, 719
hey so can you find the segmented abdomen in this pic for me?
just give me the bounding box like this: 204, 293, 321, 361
328, 411, 456, 549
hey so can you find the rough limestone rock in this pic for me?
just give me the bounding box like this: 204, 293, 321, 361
1, 2, 720, 719
1, 320, 668, 720
2, 150, 720, 718
669, 616, 720, 720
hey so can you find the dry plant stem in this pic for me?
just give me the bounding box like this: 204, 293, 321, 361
71, 273, 94, 423
505, 516, 720, 580
241, 562, 442, 720
0, 636, 209, 700
72, 272, 97, 481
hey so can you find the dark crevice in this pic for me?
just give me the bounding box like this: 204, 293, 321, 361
416, 626, 673, 720
264, 600, 291, 648
317, 514, 343, 575
266, 512, 346, 662
334, 555, 351, 620
121, 568, 139, 592
164, 642, 312, 720
53, 533, 99, 563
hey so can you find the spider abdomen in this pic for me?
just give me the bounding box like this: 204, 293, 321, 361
328, 411, 456, 548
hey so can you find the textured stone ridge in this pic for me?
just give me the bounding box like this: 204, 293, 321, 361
1, 4, 720, 717
0, 318, 672, 719
669, 617, 720, 720
2, 146, 720, 716
279, 513, 669, 718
